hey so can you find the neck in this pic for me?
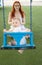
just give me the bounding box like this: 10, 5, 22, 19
15, 10, 19, 13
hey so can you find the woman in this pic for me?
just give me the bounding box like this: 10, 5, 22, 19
8, 1, 25, 26
8, 1, 26, 54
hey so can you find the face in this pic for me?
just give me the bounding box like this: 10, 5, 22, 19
14, 3, 20, 11
12, 19, 20, 27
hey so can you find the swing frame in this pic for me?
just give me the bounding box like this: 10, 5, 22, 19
1, 0, 35, 49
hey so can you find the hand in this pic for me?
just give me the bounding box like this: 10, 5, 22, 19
3, 29, 7, 32
21, 22, 25, 25
26, 28, 31, 32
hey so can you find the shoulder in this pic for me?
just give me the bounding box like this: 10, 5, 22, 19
8, 12, 12, 17
23, 12, 25, 17
8, 12, 12, 19
23, 11, 25, 16
9, 12, 11, 16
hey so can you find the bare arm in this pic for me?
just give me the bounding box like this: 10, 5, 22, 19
3, 28, 13, 32
21, 13, 26, 25
8, 12, 12, 25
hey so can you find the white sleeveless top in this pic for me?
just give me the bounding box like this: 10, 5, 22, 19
15, 12, 23, 23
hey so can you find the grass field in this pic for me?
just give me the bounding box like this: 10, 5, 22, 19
0, 6, 42, 65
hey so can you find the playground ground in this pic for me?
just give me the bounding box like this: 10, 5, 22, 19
0, 6, 42, 65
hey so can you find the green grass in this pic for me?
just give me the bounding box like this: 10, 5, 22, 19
0, 6, 42, 65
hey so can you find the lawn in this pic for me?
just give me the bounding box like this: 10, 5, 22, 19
0, 6, 42, 65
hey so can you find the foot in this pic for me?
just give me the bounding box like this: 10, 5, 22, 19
25, 35, 30, 39
18, 50, 24, 54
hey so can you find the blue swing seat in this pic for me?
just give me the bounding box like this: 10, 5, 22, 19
1, 32, 35, 49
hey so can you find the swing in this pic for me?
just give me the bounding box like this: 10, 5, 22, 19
1, 0, 35, 49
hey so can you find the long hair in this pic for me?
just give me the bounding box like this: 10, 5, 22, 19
10, 1, 24, 18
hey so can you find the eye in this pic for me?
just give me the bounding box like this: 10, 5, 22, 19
13, 22, 14, 24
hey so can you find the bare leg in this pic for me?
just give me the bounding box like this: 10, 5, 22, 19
8, 40, 16, 46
